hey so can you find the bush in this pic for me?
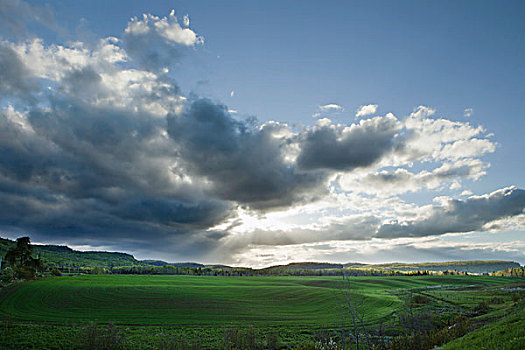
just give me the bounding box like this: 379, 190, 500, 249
51, 268, 62, 276
90, 266, 108, 274
387, 316, 471, 350
512, 291, 524, 303
158, 333, 202, 350
294, 343, 317, 350
398, 309, 440, 333
489, 297, 504, 304
474, 301, 490, 314
222, 327, 260, 349
0, 267, 15, 283
17, 266, 36, 280
81, 322, 124, 350
410, 294, 431, 305
265, 331, 280, 350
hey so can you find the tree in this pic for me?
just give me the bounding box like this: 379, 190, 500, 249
3, 236, 41, 279
340, 274, 371, 350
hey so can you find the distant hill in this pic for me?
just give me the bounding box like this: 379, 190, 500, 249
259, 262, 344, 274
367, 261, 522, 274
0, 237, 521, 274
0, 237, 208, 270
140, 260, 206, 268
0, 237, 139, 268
258, 261, 521, 274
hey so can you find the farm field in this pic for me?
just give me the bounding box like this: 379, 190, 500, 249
0, 274, 524, 349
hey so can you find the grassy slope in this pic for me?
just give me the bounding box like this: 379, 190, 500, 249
442, 300, 525, 350
0, 275, 380, 326
0, 275, 518, 326
0, 275, 523, 349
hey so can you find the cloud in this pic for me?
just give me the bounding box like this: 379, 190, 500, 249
377, 186, 525, 238
182, 14, 190, 28
398, 107, 494, 164
0, 0, 58, 38
123, 10, 203, 70
355, 104, 378, 117
0, 100, 233, 229
215, 187, 525, 252
340, 159, 489, 196
167, 98, 327, 209
320, 104, 343, 112
312, 103, 343, 118
464, 108, 473, 118
230, 238, 525, 267
125, 10, 202, 46
222, 215, 382, 248
0, 43, 37, 101
297, 114, 402, 171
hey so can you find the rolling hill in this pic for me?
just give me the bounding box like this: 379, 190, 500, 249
0, 237, 521, 274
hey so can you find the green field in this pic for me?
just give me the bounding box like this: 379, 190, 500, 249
0, 274, 523, 349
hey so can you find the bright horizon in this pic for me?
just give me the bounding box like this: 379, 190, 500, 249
1, 0, 524, 268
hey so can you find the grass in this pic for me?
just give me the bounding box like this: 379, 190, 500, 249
1, 275, 348, 326
442, 300, 525, 350
0, 274, 522, 349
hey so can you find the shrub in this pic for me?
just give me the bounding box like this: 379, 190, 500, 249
410, 294, 431, 305
0, 267, 15, 283
17, 266, 36, 280
294, 343, 317, 350
512, 291, 524, 303
51, 268, 62, 276
81, 322, 124, 350
222, 327, 260, 349
474, 301, 490, 314
398, 309, 440, 333
158, 333, 203, 350
265, 330, 280, 350
489, 297, 504, 304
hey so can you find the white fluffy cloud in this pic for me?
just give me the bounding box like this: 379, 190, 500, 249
355, 104, 378, 117
125, 10, 203, 46
320, 103, 343, 111
122, 10, 203, 70
312, 103, 343, 117
339, 159, 489, 196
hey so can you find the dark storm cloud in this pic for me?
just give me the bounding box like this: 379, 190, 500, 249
112, 198, 231, 229
377, 187, 525, 238
296, 115, 402, 171
0, 109, 66, 183
0, 98, 233, 246
0, 44, 36, 101
167, 98, 327, 209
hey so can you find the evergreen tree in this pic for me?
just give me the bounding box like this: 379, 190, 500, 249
3, 236, 41, 279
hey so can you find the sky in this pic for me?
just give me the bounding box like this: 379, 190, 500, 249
0, 0, 524, 267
